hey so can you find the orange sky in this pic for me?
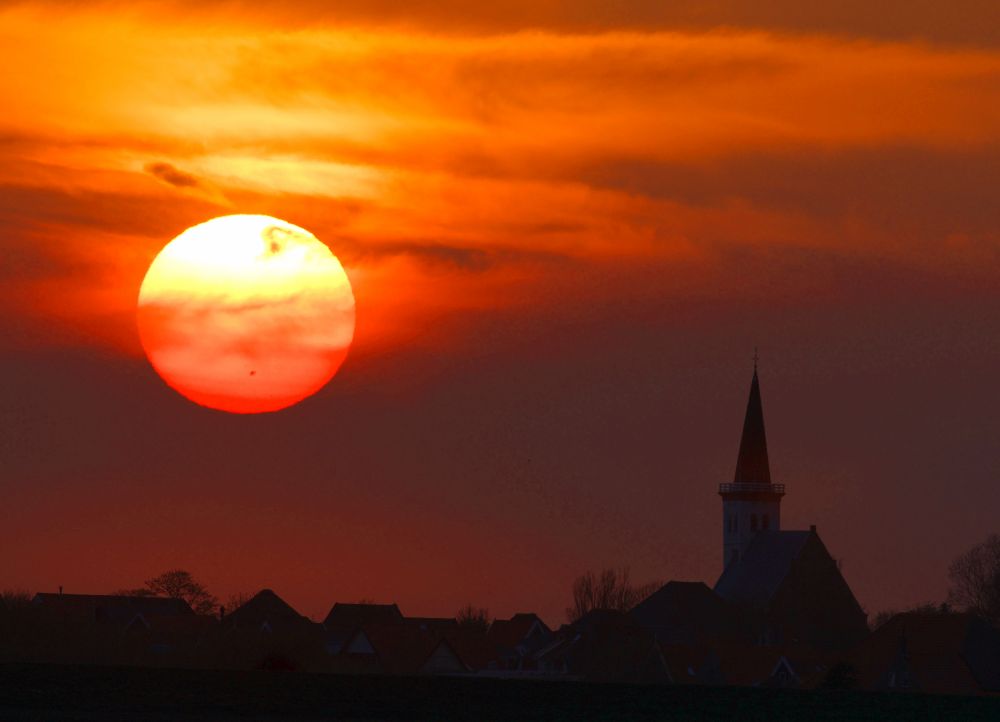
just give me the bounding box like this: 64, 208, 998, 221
2, 1, 1000, 624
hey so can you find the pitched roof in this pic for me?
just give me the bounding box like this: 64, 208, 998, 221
962, 616, 1000, 692
226, 589, 310, 630
713, 531, 812, 608
487, 613, 551, 651
323, 602, 404, 631
846, 611, 1000, 695
442, 627, 499, 670
630, 581, 742, 644
32, 593, 194, 623
344, 623, 459, 675
734, 367, 771, 484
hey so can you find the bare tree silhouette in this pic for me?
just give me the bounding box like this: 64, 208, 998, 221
117, 570, 218, 615
565, 567, 660, 622
0, 589, 32, 610
455, 603, 490, 632
948, 533, 1000, 626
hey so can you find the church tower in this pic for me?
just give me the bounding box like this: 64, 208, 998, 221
720, 359, 785, 569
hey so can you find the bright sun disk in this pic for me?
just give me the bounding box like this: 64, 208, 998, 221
137, 214, 356, 413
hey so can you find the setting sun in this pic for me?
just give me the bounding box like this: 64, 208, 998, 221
137, 215, 355, 413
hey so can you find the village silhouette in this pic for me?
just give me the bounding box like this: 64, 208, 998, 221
3, 365, 1000, 718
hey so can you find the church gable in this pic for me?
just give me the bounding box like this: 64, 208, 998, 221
714, 531, 811, 608
715, 529, 867, 650
767, 532, 868, 649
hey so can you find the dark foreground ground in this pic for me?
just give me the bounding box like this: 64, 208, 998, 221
1, 664, 999, 721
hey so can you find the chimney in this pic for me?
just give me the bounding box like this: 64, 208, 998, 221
219, 605, 226, 622
59, 585, 63, 595
809, 524, 816, 533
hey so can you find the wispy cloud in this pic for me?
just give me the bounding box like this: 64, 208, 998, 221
0, 2, 998, 354
145, 161, 201, 188
144, 161, 231, 206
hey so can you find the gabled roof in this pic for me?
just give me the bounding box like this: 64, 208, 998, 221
846, 611, 1000, 695
226, 589, 310, 630
32, 593, 194, 623
714, 531, 812, 608
443, 627, 498, 670
487, 613, 551, 651
734, 367, 771, 484
630, 581, 742, 644
323, 602, 404, 631
343, 623, 461, 675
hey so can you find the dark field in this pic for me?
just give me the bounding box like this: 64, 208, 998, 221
1, 664, 998, 721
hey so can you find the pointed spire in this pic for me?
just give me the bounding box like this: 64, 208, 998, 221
734, 361, 771, 484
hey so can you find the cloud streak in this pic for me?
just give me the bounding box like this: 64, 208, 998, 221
19, 0, 996, 45
0, 3, 998, 350
145, 161, 200, 188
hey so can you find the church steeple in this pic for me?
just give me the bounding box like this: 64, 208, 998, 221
719, 356, 785, 569
733, 365, 771, 485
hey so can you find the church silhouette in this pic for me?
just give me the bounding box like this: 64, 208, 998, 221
636, 361, 868, 652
